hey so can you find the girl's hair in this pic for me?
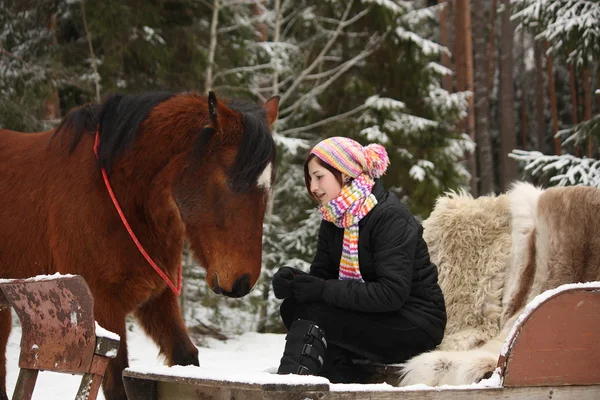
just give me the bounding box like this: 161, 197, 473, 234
303, 153, 344, 201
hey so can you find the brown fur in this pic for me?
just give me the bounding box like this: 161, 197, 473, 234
0, 92, 279, 400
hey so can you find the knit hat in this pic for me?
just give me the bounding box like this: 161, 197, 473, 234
311, 137, 389, 179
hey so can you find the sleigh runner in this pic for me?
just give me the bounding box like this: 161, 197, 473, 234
122, 282, 600, 399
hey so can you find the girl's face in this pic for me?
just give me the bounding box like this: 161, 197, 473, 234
307, 158, 343, 205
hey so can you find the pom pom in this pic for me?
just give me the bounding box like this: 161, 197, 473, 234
363, 143, 389, 178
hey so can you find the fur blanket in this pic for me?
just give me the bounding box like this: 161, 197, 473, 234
398, 182, 600, 386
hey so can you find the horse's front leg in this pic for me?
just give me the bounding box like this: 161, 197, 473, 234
135, 288, 199, 367
94, 306, 129, 400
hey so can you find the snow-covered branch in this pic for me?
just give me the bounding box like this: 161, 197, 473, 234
510, 149, 600, 188
560, 113, 600, 146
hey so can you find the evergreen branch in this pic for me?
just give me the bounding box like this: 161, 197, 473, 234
560, 113, 600, 146
510, 149, 600, 188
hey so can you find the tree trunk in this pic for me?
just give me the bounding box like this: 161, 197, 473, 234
569, 63, 580, 157
519, 29, 528, 150
454, 0, 478, 196
205, 0, 220, 92
272, 0, 281, 97
439, 0, 452, 92
534, 40, 546, 152
499, 0, 517, 190
473, 0, 495, 194
545, 41, 560, 155
487, 0, 497, 95
43, 12, 60, 121
583, 66, 593, 157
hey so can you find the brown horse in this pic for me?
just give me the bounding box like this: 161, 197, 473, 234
0, 91, 279, 399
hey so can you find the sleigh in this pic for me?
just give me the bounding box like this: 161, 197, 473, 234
0, 274, 120, 400
122, 282, 600, 399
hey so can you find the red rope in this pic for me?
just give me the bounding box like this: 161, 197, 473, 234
94, 130, 182, 296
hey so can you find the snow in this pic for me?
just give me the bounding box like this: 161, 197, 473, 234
0, 272, 75, 284
5, 320, 502, 399
95, 322, 120, 341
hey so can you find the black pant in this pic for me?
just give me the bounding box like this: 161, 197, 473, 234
280, 298, 437, 365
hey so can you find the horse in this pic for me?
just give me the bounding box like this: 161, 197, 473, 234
0, 90, 279, 400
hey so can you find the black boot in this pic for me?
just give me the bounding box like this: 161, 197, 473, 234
277, 319, 327, 376
321, 344, 363, 383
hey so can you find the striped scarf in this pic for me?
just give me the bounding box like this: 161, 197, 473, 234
318, 174, 377, 281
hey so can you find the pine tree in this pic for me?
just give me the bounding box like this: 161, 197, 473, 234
510, 0, 600, 187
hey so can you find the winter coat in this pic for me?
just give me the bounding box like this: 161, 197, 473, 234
310, 179, 447, 344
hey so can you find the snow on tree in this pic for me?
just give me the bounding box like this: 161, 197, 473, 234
510, 0, 600, 188
512, 0, 600, 66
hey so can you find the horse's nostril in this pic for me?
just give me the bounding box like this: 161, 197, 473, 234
212, 272, 222, 295
231, 274, 251, 298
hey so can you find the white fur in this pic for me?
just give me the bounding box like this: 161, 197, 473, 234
257, 162, 273, 190
500, 182, 544, 325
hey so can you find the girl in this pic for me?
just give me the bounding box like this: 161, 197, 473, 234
272, 137, 446, 383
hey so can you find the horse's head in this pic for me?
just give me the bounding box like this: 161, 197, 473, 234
173, 92, 279, 298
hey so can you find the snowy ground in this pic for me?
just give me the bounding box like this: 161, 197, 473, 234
5, 322, 291, 399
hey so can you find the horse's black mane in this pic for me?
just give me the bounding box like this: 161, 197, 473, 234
227, 100, 276, 193
54, 92, 276, 192
55, 92, 174, 175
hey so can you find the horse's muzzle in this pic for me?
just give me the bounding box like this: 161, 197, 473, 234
212, 273, 251, 298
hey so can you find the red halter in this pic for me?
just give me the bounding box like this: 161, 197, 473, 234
93, 130, 182, 296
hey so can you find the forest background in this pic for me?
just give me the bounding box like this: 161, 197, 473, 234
1, 0, 598, 337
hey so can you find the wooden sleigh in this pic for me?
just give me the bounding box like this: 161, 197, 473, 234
0, 275, 120, 400
122, 283, 600, 400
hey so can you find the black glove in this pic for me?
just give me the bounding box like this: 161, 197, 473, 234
292, 275, 326, 303
272, 267, 297, 299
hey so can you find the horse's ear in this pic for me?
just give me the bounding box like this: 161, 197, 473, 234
263, 96, 280, 127
208, 91, 218, 124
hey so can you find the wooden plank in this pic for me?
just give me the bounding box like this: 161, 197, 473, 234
502, 289, 600, 387
326, 386, 600, 399
130, 379, 600, 400
122, 371, 600, 400
122, 369, 329, 392
157, 381, 328, 400
122, 376, 158, 400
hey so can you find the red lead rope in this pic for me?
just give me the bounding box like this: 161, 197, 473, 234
94, 130, 182, 296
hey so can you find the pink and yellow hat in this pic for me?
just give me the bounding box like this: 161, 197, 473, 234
310, 137, 390, 179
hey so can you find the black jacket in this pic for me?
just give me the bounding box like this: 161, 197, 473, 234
310, 179, 446, 344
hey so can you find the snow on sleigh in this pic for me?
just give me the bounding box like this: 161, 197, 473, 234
123, 182, 600, 399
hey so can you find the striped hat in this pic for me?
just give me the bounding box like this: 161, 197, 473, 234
311, 137, 389, 179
